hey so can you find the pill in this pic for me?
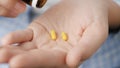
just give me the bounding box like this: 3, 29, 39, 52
62, 32, 68, 41
50, 30, 57, 41
22, 0, 47, 8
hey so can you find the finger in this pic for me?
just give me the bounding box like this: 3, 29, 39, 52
10, 49, 67, 68
0, 46, 27, 63
0, 0, 26, 17
0, 6, 19, 17
0, 6, 9, 17
0, 0, 17, 9
1, 29, 33, 45
67, 23, 108, 67
0, 0, 26, 12
9, 0, 26, 17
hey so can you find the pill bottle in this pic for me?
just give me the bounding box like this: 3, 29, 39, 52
22, 0, 47, 8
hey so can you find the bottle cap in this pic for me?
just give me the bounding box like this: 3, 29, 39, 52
22, 0, 47, 8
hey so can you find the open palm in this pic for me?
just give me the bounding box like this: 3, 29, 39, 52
0, 0, 109, 68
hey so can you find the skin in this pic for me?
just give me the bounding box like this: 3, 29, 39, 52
0, 0, 120, 68
108, 0, 120, 28
0, 0, 26, 17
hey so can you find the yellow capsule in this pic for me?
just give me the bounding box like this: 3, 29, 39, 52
62, 32, 68, 41
50, 30, 57, 40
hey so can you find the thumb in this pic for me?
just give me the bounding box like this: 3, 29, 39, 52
66, 22, 108, 68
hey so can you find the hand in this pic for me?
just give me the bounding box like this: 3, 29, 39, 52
0, 0, 26, 17
0, 0, 109, 68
